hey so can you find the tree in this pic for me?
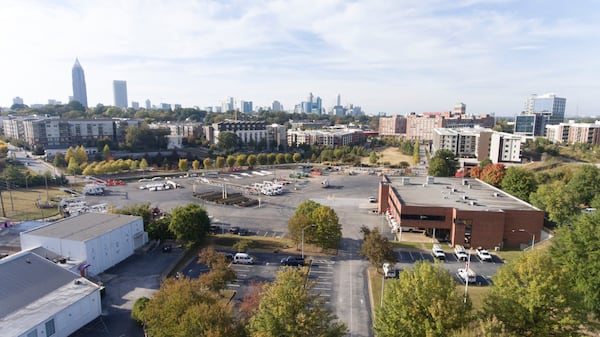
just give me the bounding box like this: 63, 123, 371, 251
501, 167, 537, 202
226, 155, 236, 169
359, 226, 396, 268
192, 159, 200, 170
131, 296, 150, 325
139, 158, 149, 171
275, 153, 285, 165
479, 163, 505, 187
216, 156, 225, 169
413, 141, 420, 165
141, 277, 242, 337
178, 159, 189, 171
217, 132, 240, 152
450, 317, 516, 337
236, 154, 247, 167
551, 212, 600, 318
293, 152, 302, 163
102, 144, 112, 161
168, 203, 211, 246
369, 151, 378, 165
246, 154, 257, 167
287, 200, 342, 250
74, 145, 88, 165
53, 152, 67, 167
428, 150, 458, 177
257, 153, 268, 165
530, 181, 578, 224
248, 268, 347, 337
67, 157, 81, 175
197, 247, 236, 291
374, 261, 471, 337
482, 250, 586, 337
566, 164, 600, 206
112, 202, 153, 227
203, 158, 212, 169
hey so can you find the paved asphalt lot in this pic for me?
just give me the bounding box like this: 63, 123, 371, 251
69, 168, 504, 337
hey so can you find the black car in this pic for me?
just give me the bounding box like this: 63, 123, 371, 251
280, 256, 306, 266
228, 226, 240, 235
238, 228, 249, 236
209, 225, 221, 235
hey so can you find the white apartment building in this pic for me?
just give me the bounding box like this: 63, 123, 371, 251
432, 127, 521, 164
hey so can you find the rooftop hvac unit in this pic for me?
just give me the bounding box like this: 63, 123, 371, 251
469, 201, 477, 206
462, 195, 468, 200
401, 177, 410, 185
493, 192, 500, 197
462, 179, 468, 185
426, 176, 435, 184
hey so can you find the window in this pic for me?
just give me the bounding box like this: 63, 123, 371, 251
45, 319, 56, 336
27, 329, 38, 337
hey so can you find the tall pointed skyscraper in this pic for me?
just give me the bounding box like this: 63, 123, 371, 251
72, 58, 88, 108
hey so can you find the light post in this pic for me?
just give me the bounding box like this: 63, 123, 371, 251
512, 229, 535, 250
301, 224, 316, 259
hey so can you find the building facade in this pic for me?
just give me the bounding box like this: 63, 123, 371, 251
546, 120, 600, 145
113, 80, 128, 108
71, 59, 88, 108
432, 127, 521, 164
515, 93, 566, 136
379, 115, 407, 136
287, 128, 365, 148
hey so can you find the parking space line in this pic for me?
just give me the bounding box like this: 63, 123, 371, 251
309, 270, 333, 274
263, 232, 268, 237
408, 251, 414, 260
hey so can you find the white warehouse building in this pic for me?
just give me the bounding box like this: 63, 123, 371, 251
0, 251, 102, 337
20, 213, 148, 276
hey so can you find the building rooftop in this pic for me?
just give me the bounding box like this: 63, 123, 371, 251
23, 213, 140, 242
0, 251, 100, 336
388, 176, 540, 212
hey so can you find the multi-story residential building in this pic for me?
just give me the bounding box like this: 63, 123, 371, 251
382, 111, 494, 141
71, 58, 88, 108
289, 120, 331, 130
287, 128, 365, 148
378, 115, 407, 136
546, 120, 600, 145
266, 124, 288, 151
515, 93, 566, 136
23, 119, 115, 149
113, 80, 128, 108
2, 116, 38, 139
432, 127, 521, 164
209, 120, 266, 145
149, 122, 202, 139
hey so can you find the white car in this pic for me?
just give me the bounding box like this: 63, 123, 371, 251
476, 247, 493, 262
457, 268, 476, 284
368, 196, 377, 203
454, 245, 468, 261
432, 244, 446, 260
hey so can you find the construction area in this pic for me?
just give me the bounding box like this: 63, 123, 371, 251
192, 191, 259, 207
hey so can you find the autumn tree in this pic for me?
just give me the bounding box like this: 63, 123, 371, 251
248, 268, 347, 337
374, 261, 471, 337
359, 226, 396, 268
293, 152, 302, 163
479, 163, 506, 187
501, 167, 537, 202
139, 158, 149, 171
216, 156, 225, 169
203, 158, 213, 169
482, 250, 586, 336
169, 203, 211, 246
246, 154, 257, 167
67, 157, 81, 175
178, 158, 189, 171
102, 144, 112, 161
236, 154, 246, 167
197, 247, 236, 291
192, 159, 200, 170
226, 155, 236, 168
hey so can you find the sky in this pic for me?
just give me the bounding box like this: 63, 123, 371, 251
1, 0, 599, 116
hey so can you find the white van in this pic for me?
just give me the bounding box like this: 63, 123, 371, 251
233, 253, 255, 264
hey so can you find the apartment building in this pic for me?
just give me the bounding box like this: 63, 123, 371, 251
432, 127, 521, 164
287, 128, 365, 148
546, 120, 600, 145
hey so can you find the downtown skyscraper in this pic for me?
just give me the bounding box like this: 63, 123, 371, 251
71, 58, 88, 108
113, 80, 128, 108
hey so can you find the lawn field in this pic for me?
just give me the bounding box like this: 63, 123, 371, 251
362, 147, 414, 166
0, 188, 62, 221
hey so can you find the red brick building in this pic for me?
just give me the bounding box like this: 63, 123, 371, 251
378, 176, 543, 249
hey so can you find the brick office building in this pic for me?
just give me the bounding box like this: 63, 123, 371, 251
378, 176, 543, 249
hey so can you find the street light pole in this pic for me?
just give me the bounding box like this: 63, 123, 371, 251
301, 224, 316, 259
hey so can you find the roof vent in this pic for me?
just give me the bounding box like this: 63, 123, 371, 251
401, 177, 410, 185
462, 195, 468, 200
462, 179, 468, 185
493, 192, 500, 197
74, 280, 82, 285
469, 200, 477, 206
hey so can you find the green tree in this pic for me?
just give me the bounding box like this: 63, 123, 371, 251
551, 212, 600, 318
139, 158, 149, 171
131, 296, 150, 325
112, 202, 153, 227
275, 153, 285, 165
248, 268, 347, 337
246, 154, 257, 167
257, 153, 268, 165
292, 152, 302, 163
53, 152, 67, 167
192, 159, 200, 170
178, 158, 189, 171
142, 277, 242, 337
413, 141, 420, 165
501, 167, 537, 202
168, 203, 211, 246
67, 157, 81, 175
102, 144, 112, 161
203, 158, 212, 169
267, 153, 276, 165
217, 132, 240, 152
226, 155, 236, 168
428, 150, 458, 177
374, 261, 471, 337
482, 250, 586, 337
530, 181, 578, 224
566, 164, 600, 206
450, 317, 516, 337
359, 226, 396, 268
236, 154, 247, 167
369, 151, 378, 165
74, 145, 88, 165
310, 205, 342, 249
215, 156, 225, 169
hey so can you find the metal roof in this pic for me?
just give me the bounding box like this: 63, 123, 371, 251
22, 213, 141, 242
0, 252, 79, 318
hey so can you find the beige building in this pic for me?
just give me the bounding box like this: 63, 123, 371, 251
546, 120, 600, 145
378, 115, 406, 136
432, 127, 521, 164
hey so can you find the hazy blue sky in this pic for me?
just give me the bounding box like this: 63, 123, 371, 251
1, 0, 599, 116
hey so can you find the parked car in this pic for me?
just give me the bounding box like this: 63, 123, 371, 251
228, 226, 240, 235
280, 256, 305, 266
209, 225, 222, 235
476, 247, 493, 262
219, 252, 234, 262
457, 268, 476, 284
383, 262, 400, 279
432, 244, 446, 260
233, 253, 254, 264
368, 196, 377, 203
454, 245, 468, 261
238, 228, 249, 236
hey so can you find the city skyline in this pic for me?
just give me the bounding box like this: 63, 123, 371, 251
1, 1, 600, 116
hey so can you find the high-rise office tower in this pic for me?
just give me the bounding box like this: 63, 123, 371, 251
525, 93, 566, 125
71, 58, 88, 108
272, 100, 282, 111
12, 97, 24, 105
113, 80, 128, 108
145, 99, 152, 109
336, 94, 341, 106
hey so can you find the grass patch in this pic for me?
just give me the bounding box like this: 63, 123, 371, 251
211, 235, 293, 253
390, 240, 429, 250
457, 284, 488, 310
368, 267, 384, 319
0, 187, 62, 221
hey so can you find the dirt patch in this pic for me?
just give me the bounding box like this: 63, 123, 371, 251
362, 147, 413, 166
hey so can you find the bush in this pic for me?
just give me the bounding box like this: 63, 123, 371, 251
233, 239, 253, 252
131, 296, 150, 325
